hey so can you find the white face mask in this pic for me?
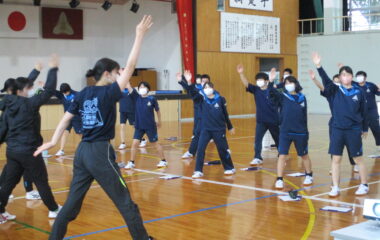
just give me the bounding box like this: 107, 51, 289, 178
356, 76, 365, 83
256, 80, 265, 88
138, 87, 148, 96
27, 89, 35, 98
283, 74, 290, 80
203, 88, 214, 96
285, 83, 295, 92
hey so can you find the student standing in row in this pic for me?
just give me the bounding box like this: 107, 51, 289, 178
124, 81, 167, 170
117, 76, 147, 150
182, 71, 235, 178
54, 83, 82, 156
0, 56, 61, 224
268, 69, 313, 189
179, 73, 210, 159
308, 70, 358, 172
353, 71, 380, 158
312, 52, 369, 197
237, 64, 279, 166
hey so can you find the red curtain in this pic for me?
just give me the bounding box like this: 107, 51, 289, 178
176, 0, 195, 81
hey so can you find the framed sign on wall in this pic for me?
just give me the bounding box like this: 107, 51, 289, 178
221, 12, 280, 54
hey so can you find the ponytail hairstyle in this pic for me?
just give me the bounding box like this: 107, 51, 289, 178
86, 58, 120, 81
13, 77, 30, 95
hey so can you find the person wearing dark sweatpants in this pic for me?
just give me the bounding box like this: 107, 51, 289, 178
182, 72, 235, 178
0, 66, 43, 200
0, 58, 60, 224
353, 71, 380, 158
237, 64, 280, 166
177, 73, 209, 159
34, 16, 154, 240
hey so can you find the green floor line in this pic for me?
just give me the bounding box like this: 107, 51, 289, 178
13, 220, 51, 235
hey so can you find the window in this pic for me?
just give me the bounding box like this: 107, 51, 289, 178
347, 0, 380, 31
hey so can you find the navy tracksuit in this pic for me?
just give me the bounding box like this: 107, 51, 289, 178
317, 67, 368, 157
269, 83, 309, 156
321, 90, 356, 165
188, 85, 234, 172
354, 81, 380, 146
246, 84, 280, 160
178, 79, 203, 155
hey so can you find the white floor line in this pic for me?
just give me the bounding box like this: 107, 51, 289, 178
9, 177, 156, 201
311, 180, 380, 198
134, 168, 366, 208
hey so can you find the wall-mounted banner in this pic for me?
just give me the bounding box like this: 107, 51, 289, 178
221, 12, 280, 54
230, 0, 273, 12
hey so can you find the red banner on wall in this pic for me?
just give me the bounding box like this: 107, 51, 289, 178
176, 0, 195, 81
42, 7, 83, 40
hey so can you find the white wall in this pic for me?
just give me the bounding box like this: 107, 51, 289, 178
0, 0, 181, 91
297, 31, 380, 114
122, 0, 181, 90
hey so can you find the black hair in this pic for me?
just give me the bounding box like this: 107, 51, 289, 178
13, 77, 30, 95
285, 76, 303, 93
201, 74, 211, 81
60, 83, 72, 93
339, 66, 353, 76
1, 78, 16, 93
255, 72, 269, 81
356, 71, 367, 78
195, 74, 202, 79
203, 82, 214, 89
86, 58, 120, 81
138, 81, 151, 91
284, 68, 293, 74
333, 74, 339, 80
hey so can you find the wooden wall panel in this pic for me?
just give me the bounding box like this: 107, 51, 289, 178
181, 0, 299, 119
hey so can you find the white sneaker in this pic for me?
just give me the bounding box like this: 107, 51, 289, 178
353, 165, 359, 173
48, 205, 62, 218
250, 158, 263, 166
8, 194, 14, 199
329, 186, 340, 197
275, 179, 284, 189
1, 211, 16, 220
124, 161, 135, 170
224, 169, 236, 175
157, 160, 168, 168
139, 140, 147, 148
26, 190, 41, 200
355, 184, 369, 196
182, 151, 193, 159
118, 143, 127, 150
303, 176, 313, 186
192, 171, 204, 178
55, 150, 64, 156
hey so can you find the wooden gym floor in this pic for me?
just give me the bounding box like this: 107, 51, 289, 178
1, 115, 379, 240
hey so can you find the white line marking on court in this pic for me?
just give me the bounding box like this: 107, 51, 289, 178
311, 180, 380, 198
134, 168, 366, 208
10, 177, 156, 201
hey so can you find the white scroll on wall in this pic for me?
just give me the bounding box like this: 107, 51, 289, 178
229, 0, 273, 12
221, 12, 280, 54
